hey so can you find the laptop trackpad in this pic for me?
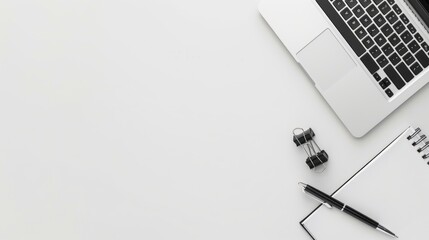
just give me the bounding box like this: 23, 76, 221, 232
297, 29, 356, 91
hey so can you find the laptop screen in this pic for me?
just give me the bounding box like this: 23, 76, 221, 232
408, 0, 429, 28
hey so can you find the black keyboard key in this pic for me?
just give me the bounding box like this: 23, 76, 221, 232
348, 17, 361, 30
386, 11, 398, 24
379, 2, 391, 15
379, 78, 391, 89
374, 72, 382, 81
422, 42, 429, 52
387, 0, 395, 4
359, 0, 371, 8
360, 14, 372, 27
361, 53, 380, 73
345, 0, 358, 8
415, 33, 424, 43
388, 33, 401, 46
377, 55, 389, 67
400, 14, 409, 24
375, 33, 387, 46
367, 4, 379, 17
384, 64, 406, 89
392, 4, 402, 15
381, 24, 394, 37
410, 62, 423, 75
385, 88, 394, 97
316, 1, 366, 56
408, 24, 417, 34
370, 45, 382, 58
363, 36, 375, 48
341, 8, 353, 20
403, 52, 416, 65
389, 52, 401, 65
408, 40, 421, 53
396, 62, 414, 82
367, 24, 380, 37
393, 21, 405, 34
382, 43, 394, 56
355, 26, 367, 39
333, 0, 346, 11
396, 43, 408, 56
374, 14, 386, 27
374, 0, 384, 4
353, 5, 365, 18
415, 50, 429, 68
400, 30, 413, 44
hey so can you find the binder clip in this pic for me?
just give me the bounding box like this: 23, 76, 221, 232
293, 128, 328, 172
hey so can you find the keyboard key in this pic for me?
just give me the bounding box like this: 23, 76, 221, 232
392, 4, 402, 15
415, 33, 424, 43
393, 21, 405, 34
374, 72, 382, 81
403, 52, 416, 65
361, 53, 380, 73
374, 0, 384, 4
382, 43, 394, 56
367, 4, 379, 17
395, 43, 408, 56
386, 11, 398, 24
348, 17, 361, 30
360, 14, 372, 27
333, 0, 346, 11
379, 78, 391, 89
384, 64, 406, 89
415, 50, 429, 68
355, 26, 367, 39
316, 0, 366, 56
410, 62, 423, 75
363, 36, 375, 48
388, 33, 401, 46
359, 0, 371, 8
375, 33, 387, 46
345, 0, 358, 8
381, 24, 394, 37
408, 40, 421, 53
385, 88, 394, 98
370, 45, 382, 58
422, 42, 429, 52
389, 52, 401, 65
367, 24, 380, 37
341, 8, 353, 20
387, 0, 395, 4
379, 2, 391, 15
377, 55, 389, 67
400, 14, 409, 24
353, 5, 365, 18
408, 24, 417, 34
396, 62, 414, 82
400, 30, 413, 44
374, 14, 386, 27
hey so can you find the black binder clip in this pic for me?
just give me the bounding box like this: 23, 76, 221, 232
293, 128, 328, 172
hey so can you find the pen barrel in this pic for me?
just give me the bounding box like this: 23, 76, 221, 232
343, 205, 378, 228
305, 185, 344, 209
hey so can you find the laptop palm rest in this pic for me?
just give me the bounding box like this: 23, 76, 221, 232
297, 29, 356, 92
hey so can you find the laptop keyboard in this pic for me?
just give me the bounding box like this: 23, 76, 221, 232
316, 0, 429, 98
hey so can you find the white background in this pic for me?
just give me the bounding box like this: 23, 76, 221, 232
0, 0, 428, 239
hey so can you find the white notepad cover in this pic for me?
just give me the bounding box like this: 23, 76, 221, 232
301, 127, 429, 239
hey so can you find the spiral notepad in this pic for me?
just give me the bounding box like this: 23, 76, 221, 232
301, 126, 429, 239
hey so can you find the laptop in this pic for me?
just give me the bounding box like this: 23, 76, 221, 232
259, 0, 429, 137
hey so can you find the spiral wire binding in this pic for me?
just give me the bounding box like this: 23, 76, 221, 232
407, 127, 429, 161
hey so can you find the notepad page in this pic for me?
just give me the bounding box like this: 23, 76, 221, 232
302, 127, 429, 239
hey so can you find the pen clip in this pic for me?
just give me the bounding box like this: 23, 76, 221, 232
302, 188, 332, 208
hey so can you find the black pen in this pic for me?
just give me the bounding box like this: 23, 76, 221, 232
299, 182, 398, 238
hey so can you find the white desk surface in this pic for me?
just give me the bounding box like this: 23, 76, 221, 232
1, 0, 428, 239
